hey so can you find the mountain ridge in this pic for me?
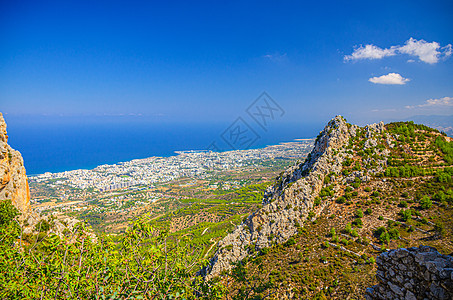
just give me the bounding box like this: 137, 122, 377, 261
204, 117, 453, 299
202, 116, 388, 278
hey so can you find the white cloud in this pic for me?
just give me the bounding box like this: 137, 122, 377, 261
344, 45, 396, 61
406, 96, 453, 109
399, 38, 452, 64
345, 38, 452, 64
369, 73, 410, 85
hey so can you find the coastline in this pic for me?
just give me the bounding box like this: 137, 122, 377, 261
29, 138, 315, 177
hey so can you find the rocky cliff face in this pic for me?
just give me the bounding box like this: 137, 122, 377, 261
201, 116, 386, 278
366, 246, 453, 300
0, 113, 31, 215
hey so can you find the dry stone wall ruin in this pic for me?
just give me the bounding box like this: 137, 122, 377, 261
366, 246, 453, 300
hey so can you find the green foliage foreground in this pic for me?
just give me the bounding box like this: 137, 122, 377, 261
0, 201, 224, 299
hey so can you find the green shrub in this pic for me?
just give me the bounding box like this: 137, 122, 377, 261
284, 237, 296, 247
433, 191, 446, 202
375, 226, 386, 236
314, 197, 321, 206
352, 218, 363, 228
0, 199, 20, 226
355, 209, 363, 218
330, 227, 336, 237
345, 223, 352, 234
419, 195, 432, 209
388, 228, 400, 240
379, 232, 390, 244
336, 196, 346, 204
400, 209, 412, 222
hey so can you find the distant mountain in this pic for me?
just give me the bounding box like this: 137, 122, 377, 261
404, 114, 453, 136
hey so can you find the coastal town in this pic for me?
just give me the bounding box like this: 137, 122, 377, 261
28, 139, 314, 232
30, 139, 313, 192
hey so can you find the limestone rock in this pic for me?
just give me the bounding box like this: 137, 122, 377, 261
0, 113, 31, 216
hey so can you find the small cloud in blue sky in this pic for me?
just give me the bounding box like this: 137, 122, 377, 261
369, 73, 410, 85
405, 96, 453, 109
345, 38, 452, 64
371, 108, 397, 112
262, 52, 288, 62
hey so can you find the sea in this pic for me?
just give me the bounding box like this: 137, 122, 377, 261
5, 115, 324, 176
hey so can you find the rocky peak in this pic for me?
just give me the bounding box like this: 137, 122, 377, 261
201, 115, 369, 279
0, 113, 31, 215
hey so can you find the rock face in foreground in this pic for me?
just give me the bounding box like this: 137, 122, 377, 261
0, 113, 31, 215
366, 246, 453, 300
201, 116, 386, 279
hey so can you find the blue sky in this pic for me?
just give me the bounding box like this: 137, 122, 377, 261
1, 0, 452, 125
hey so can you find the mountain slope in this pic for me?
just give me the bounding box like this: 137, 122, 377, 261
202, 116, 453, 299
202, 116, 387, 278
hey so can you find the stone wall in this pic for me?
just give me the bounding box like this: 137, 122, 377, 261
366, 246, 453, 300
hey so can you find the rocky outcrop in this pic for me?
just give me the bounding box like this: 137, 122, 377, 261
0, 113, 31, 215
366, 246, 453, 300
0, 113, 96, 242
201, 116, 385, 279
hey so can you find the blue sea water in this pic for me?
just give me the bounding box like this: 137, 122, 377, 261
5, 116, 323, 175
